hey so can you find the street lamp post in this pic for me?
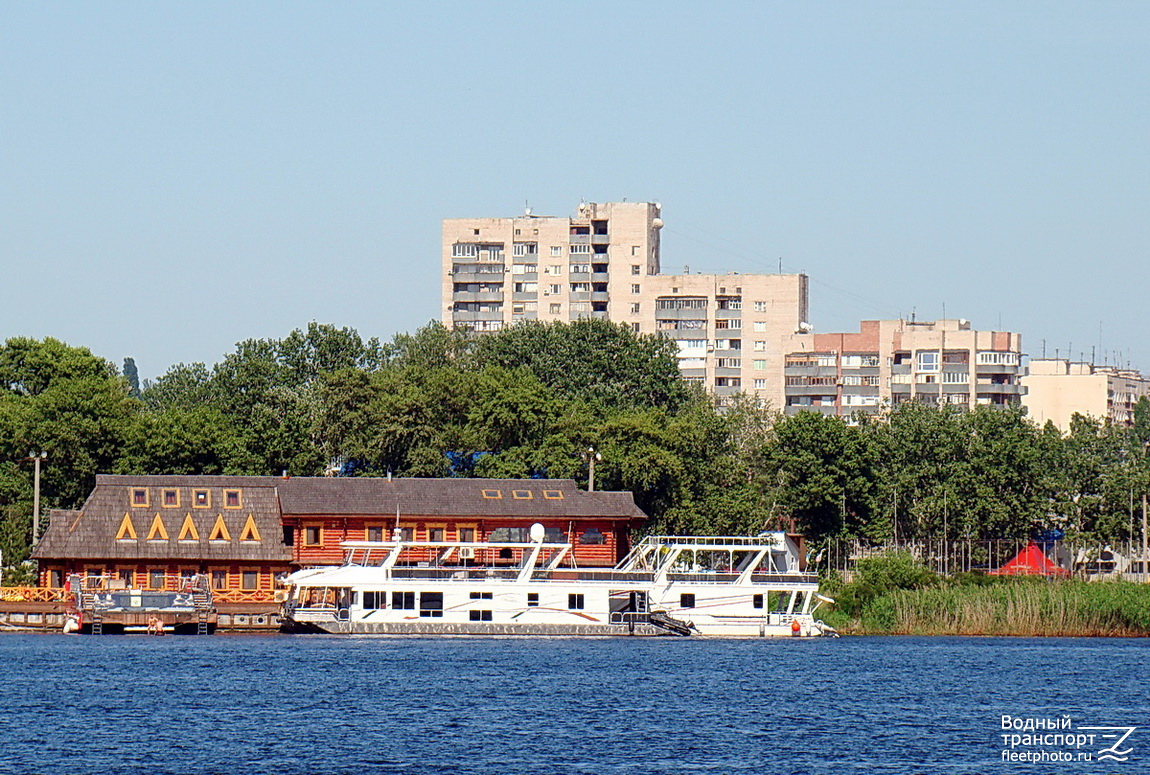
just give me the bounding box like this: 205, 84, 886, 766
585, 446, 602, 492
28, 451, 47, 545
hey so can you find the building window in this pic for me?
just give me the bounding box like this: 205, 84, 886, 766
544, 264, 562, 275
542, 489, 563, 500
211, 570, 227, 590
393, 591, 415, 610
131, 488, 149, 507
512, 490, 533, 500
527, 593, 539, 607
367, 525, 384, 542
917, 351, 940, 372
754, 359, 767, 370
428, 528, 445, 542
630, 302, 641, 314
304, 525, 322, 546
419, 592, 444, 618
481, 489, 502, 499
452, 243, 479, 258
458, 527, 475, 542
631, 284, 640, 294
548, 284, 562, 295
162, 489, 180, 507
550, 246, 562, 256
568, 594, 585, 610
753, 594, 763, 609
680, 593, 696, 608
549, 303, 562, 314
753, 321, 767, 332
469, 610, 493, 621
631, 323, 640, 333
570, 243, 590, 254
579, 528, 605, 545
193, 489, 210, 508
754, 379, 766, 389
754, 301, 767, 312
149, 569, 166, 589
223, 489, 242, 509
754, 341, 766, 352
490, 527, 528, 542
241, 571, 260, 590
631, 264, 641, 275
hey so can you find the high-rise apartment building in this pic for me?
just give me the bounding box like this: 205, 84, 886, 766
1022, 359, 1149, 431
778, 319, 1026, 417
443, 202, 809, 401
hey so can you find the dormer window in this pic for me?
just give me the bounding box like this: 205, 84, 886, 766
131, 488, 149, 507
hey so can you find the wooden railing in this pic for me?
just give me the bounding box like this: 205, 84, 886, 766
0, 587, 67, 603
212, 590, 279, 604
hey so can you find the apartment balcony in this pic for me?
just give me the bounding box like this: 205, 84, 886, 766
591, 272, 610, 282
511, 312, 538, 322
512, 291, 538, 302
713, 385, 742, 398
841, 367, 881, 377
569, 271, 591, 282
784, 366, 838, 377
976, 364, 1022, 375
785, 385, 839, 396
890, 383, 912, 394
841, 386, 881, 397
678, 367, 707, 379
976, 383, 1027, 396
591, 234, 610, 245
591, 291, 611, 302
568, 291, 591, 302
714, 309, 742, 319
452, 291, 503, 303
784, 405, 838, 417
715, 367, 742, 378
452, 310, 504, 322
713, 347, 742, 356
590, 310, 609, 320
653, 307, 709, 320
452, 270, 505, 283
569, 234, 590, 245
891, 363, 912, 375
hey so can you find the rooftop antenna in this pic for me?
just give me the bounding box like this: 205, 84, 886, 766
778, 257, 783, 273
524, 200, 532, 217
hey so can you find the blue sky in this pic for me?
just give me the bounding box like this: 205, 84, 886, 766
2, 3, 1148, 379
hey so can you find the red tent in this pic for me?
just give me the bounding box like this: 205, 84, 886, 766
989, 543, 1070, 576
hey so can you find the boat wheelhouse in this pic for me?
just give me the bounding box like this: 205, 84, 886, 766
282, 528, 835, 637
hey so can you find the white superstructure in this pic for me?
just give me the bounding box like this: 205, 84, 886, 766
282, 529, 834, 637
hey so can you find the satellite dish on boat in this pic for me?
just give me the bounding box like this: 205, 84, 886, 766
529, 523, 545, 543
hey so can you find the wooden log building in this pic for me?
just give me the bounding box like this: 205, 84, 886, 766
32, 475, 649, 599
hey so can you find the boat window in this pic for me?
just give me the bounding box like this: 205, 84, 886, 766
470, 591, 493, 599
392, 591, 415, 610
568, 593, 585, 610
469, 610, 493, 621
363, 591, 386, 609
680, 593, 696, 608
419, 592, 444, 618
579, 528, 606, 545
527, 593, 539, 607
752, 594, 763, 609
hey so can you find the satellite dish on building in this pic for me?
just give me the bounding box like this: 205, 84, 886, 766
529, 523, 545, 543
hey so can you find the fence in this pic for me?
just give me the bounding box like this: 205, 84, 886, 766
821, 538, 1150, 581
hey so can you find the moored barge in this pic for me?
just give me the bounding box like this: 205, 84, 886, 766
282, 528, 835, 637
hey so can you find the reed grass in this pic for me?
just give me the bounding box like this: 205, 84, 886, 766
853, 581, 1150, 636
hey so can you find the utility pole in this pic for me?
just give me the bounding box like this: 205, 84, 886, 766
1143, 492, 1148, 584
27, 451, 47, 545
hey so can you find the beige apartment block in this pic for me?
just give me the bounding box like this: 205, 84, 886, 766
779, 319, 1025, 417
443, 201, 809, 401
1022, 359, 1150, 431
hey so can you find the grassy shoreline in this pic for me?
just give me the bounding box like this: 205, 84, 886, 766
819, 552, 1150, 636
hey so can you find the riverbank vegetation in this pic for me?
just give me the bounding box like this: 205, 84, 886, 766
820, 552, 1150, 636
3, 321, 1150, 582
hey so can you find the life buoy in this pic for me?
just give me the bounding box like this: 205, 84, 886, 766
790, 619, 801, 635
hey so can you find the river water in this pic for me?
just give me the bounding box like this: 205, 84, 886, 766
0, 634, 1144, 774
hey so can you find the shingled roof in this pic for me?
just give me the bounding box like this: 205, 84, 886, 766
31, 475, 647, 561
33, 476, 291, 562
277, 477, 646, 520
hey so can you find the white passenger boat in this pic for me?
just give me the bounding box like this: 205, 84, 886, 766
282, 527, 836, 637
